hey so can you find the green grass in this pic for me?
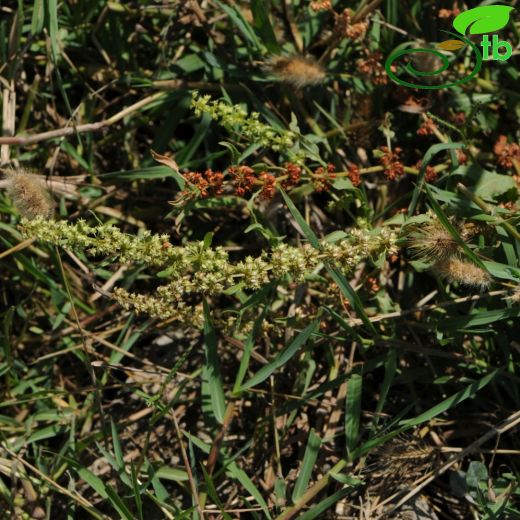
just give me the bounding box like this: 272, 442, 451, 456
1, 1, 520, 519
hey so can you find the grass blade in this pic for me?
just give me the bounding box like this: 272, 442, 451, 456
292, 429, 322, 502
203, 301, 226, 424
240, 319, 319, 390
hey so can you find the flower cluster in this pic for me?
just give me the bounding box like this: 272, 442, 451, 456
21, 217, 398, 321
335, 9, 369, 41
415, 161, 438, 183
282, 163, 302, 189
438, 5, 461, 19
417, 118, 437, 137
229, 165, 256, 196
183, 168, 224, 199
357, 51, 388, 85
313, 163, 336, 192
191, 92, 296, 153
260, 173, 276, 200
310, 0, 332, 11
347, 164, 361, 187
494, 135, 520, 170
379, 147, 404, 181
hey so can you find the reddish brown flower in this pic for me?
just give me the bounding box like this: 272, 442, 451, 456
335, 9, 368, 40
417, 118, 436, 136
204, 169, 224, 196
450, 112, 466, 126
456, 149, 468, 165
183, 168, 224, 199
260, 172, 276, 200
184, 171, 210, 198
494, 135, 520, 170
229, 165, 256, 196
438, 6, 461, 19
347, 164, 361, 187
313, 163, 336, 192
379, 147, 404, 181
357, 51, 388, 85
366, 276, 380, 293
416, 161, 438, 183
282, 163, 302, 189
310, 0, 332, 11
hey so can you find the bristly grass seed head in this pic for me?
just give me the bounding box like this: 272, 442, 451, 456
3, 168, 53, 220
266, 55, 326, 88
435, 257, 492, 290
407, 219, 460, 262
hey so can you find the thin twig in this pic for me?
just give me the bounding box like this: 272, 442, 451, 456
0, 91, 166, 146
170, 409, 206, 520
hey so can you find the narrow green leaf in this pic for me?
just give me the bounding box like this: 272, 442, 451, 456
241, 319, 319, 390
251, 0, 281, 53
298, 487, 352, 520
111, 420, 124, 472
345, 373, 362, 455
203, 301, 226, 423
374, 350, 397, 417
292, 429, 322, 501
130, 462, 144, 520
279, 188, 319, 248
213, 0, 261, 48
440, 308, 520, 330
233, 304, 269, 393
279, 188, 376, 332
408, 142, 464, 216
399, 369, 499, 427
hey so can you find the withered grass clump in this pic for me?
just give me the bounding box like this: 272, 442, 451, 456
267, 55, 326, 88
3, 168, 53, 219
363, 435, 438, 501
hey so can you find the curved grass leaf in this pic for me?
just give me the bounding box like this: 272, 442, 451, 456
240, 319, 319, 390
203, 301, 226, 424
279, 188, 376, 333
408, 142, 464, 216
292, 430, 322, 502
345, 373, 362, 456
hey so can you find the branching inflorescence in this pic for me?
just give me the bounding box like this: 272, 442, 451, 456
191, 92, 296, 154
21, 217, 398, 326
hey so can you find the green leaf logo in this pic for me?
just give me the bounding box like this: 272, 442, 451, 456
453, 5, 514, 35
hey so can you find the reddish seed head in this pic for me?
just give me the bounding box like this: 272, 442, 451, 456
379, 147, 404, 181
347, 165, 361, 187
260, 172, 277, 200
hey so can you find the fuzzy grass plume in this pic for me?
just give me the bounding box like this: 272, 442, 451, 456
3, 168, 53, 219
407, 219, 460, 262
266, 55, 326, 88
435, 257, 492, 290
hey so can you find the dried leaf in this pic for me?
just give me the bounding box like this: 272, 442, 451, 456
150, 149, 180, 173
